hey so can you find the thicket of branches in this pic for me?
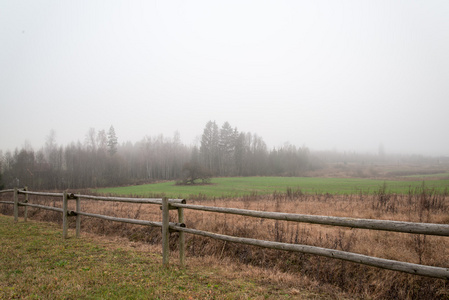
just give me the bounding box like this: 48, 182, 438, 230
0, 122, 315, 190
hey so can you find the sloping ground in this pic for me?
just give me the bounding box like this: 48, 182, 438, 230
0, 215, 339, 300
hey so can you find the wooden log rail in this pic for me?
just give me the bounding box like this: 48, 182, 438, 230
171, 225, 449, 280
169, 203, 449, 236
1, 188, 448, 279
0, 189, 14, 194
0, 189, 15, 205
169, 203, 449, 279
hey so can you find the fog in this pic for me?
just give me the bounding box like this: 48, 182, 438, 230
1, 1, 448, 156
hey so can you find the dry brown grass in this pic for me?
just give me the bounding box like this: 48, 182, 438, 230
1, 188, 448, 299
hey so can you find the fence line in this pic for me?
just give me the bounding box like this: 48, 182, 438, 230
172, 225, 449, 279
19, 190, 64, 197
0, 188, 448, 280
0, 188, 186, 265
0, 189, 14, 194
169, 203, 449, 236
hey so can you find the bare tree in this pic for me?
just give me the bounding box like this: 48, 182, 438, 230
97, 130, 108, 153
85, 128, 97, 152
200, 121, 219, 174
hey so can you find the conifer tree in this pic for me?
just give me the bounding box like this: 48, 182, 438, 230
107, 126, 118, 155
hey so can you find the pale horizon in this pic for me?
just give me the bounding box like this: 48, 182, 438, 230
1, 1, 448, 156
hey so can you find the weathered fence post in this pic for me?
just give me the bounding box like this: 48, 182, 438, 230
161, 197, 170, 267
62, 191, 68, 239
178, 202, 185, 267
13, 188, 18, 222
24, 187, 28, 222
75, 195, 81, 238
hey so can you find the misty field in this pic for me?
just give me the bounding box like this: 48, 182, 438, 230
95, 176, 449, 199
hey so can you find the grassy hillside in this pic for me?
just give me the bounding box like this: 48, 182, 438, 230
95, 176, 449, 199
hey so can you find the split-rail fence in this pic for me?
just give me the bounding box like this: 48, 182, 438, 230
0, 188, 448, 280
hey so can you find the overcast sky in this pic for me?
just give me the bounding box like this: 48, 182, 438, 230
1, 1, 448, 156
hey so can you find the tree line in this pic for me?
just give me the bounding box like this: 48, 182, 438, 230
3, 120, 434, 190
0, 122, 316, 190
195, 121, 311, 178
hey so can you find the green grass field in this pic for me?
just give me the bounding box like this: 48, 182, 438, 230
403, 172, 449, 178
95, 176, 449, 199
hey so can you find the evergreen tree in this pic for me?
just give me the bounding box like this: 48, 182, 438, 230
107, 126, 118, 155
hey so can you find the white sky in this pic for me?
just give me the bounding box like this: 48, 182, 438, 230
1, 1, 448, 155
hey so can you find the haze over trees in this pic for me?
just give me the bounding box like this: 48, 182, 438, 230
0, 121, 443, 190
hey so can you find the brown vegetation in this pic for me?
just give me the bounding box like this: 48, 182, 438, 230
1, 187, 448, 299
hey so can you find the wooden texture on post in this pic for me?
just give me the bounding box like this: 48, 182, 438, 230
178, 202, 185, 267
62, 191, 68, 239
75, 196, 81, 238
161, 197, 170, 267
13, 188, 18, 222
23, 187, 28, 222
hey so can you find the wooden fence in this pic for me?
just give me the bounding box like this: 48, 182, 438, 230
1, 188, 448, 280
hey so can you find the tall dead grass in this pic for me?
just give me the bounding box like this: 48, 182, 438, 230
1, 187, 448, 299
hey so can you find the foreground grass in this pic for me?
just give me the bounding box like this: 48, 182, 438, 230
0, 215, 320, 300
95, 176, 449, 199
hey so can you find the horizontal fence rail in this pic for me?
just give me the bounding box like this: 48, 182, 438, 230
73, 210, 185, 228
170, 203, 449, 237
72, 193, 186, 205
0, 189, 14, 194
171, 225, 449, 280
1, 188, 448, 280
23, 203, 64, 213
19, 190, 66, 197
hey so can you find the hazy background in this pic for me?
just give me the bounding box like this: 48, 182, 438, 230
1, 1, 448, 156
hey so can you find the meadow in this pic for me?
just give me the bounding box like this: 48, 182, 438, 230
2, 172, 449, 299
95, 176, 449, 199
